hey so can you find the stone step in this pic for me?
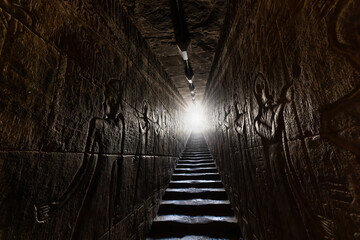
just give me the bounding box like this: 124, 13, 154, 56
177, 160, 213, 165
183, 149, 209, 152
169, 180, 223, 188
179, 158, 213, 162
182, 150, 211, 153
176, 163, 216, 168
163, 188, 227, 200
147, 215, 239, 239
158, 199, 234, 216
180, 155, 212, 158
172, 173, 221, 181
147, 235, 234, 240
181, 153, 211, 157
183, 150, 209, 153
147, 133, 241, 239
180, 157, 212, 160
182, 150, 210, 154
174, 167, 218, 174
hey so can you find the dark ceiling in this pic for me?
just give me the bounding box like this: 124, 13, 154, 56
121, 0, 228, 106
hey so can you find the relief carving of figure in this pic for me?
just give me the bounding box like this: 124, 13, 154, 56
321, 88, 360, 213
161, 108, 169, 153
217, 105, 222, 128
35, 78, 125, 239
254, 73, 292, 142
137, 100, 150, 155
153, 108, 162, 154
223, 103, 231, 131
321, 88, 360, 156
153, 109, 161, 136
233, 90, 266, 238
253, 72, 309, 239
92, 44, 104, 81
131, 100, 151, 209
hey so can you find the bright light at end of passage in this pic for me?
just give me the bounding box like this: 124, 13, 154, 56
185, 104, 208, 133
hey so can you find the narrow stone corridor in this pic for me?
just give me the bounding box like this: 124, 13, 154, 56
147, 133, 240, 239
0, 0, 359, 239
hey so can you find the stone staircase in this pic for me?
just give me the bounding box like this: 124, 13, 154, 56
146, 133, 241, 239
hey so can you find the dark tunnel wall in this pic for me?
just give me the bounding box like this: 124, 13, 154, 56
204, 1, 360, 239
0, 1, 188, 239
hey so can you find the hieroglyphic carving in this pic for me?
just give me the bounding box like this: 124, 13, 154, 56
328, 0, 360, 68
92, 43, 104, 82
78, 27, 93, 79
0, 0, 35, 29
63, 0, 83, 13
71, 26, 107, 84
35, 78, 125, 239
60, 0, 102, 36
0, 1, 35, 70
0, 8, 10, 57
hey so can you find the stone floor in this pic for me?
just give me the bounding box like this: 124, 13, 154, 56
146, 133, 242, 239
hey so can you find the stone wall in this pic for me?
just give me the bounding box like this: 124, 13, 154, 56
0, 1, 187, 239
204, 0, 360, 239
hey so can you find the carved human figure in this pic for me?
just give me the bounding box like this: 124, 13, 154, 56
217, 105, 222, 128
132, 101, 151, 206
153, 108, 163, 154
35, 78, 125, 239
221, 103, 231, 181
137, 100, 150, 155
233, 91, 267, 237
153, 109, 161, 136
321, 88, 360, 207
233, 92, 248, 185
161, 109, 169, 153
223, 103, 231, 131
322, 88, 360, 156
254, 73, 292, 141
253, 73, 308, 239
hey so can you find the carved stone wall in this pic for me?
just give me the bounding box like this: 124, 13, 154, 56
203, 0, 360, 239
0, 1, 187, 239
